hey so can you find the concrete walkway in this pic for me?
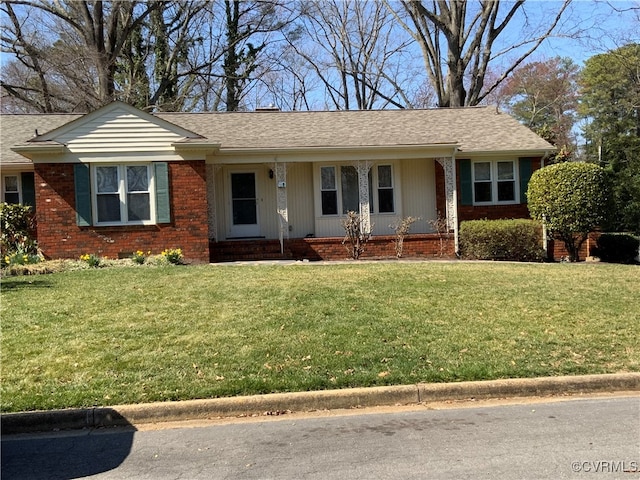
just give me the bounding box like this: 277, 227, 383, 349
2, 372, 639, 435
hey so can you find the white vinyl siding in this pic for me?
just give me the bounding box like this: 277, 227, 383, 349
400, 158, 435, 234
57, 109, 185, 153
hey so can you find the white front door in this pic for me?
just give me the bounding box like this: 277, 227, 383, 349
229, 172, 260, 237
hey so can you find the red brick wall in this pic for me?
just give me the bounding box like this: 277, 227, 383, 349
34, 161, 209, 263
211, 234, 456, 262
547, 232, 600, 262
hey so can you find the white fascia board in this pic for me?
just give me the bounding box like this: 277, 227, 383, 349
462, 149, 555, 159
25, 151, 190, 164
11, 144, 67, 160
210, 144, 460, 164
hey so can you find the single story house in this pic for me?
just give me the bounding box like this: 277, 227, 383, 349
1, 101, 554, 262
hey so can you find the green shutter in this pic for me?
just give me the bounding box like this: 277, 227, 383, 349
519, 158, 533, 204
21, 172, 35, 208
74, 164, 92, 226
154, 162, 170, 223
459, 159, 473, 206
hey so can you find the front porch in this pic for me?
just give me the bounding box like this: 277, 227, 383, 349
210, 233, 456, 262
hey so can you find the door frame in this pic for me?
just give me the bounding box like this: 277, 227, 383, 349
227, 169, 261, 238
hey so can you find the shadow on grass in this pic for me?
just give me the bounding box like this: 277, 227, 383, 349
0, 278, 52, 290
1, 409, 135, 480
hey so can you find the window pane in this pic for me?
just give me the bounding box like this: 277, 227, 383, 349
378, 189, 394, 213
498, 181, 515, 201
378, 165, 392, 188
341, 166, 359, 214
497, 161, 514, 180
321, 167, 336, 190
127, 166, 149, 192
127, 193, 150, 221
4, 192, 19, 204
321, 191, 338, 215
474, 182, 492, 202
4, 176, 18, 192
96, 166, 119, 193
231, 173, 256, 199
97, 194, 121, 222
232, 199, 257, 224
474, 162, 491, 181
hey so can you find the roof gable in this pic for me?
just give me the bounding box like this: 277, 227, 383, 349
33, 101, 203, 154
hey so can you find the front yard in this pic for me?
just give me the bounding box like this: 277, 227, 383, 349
1, 261, 638, 412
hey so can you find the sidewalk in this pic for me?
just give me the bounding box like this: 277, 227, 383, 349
2, 372, 639, 434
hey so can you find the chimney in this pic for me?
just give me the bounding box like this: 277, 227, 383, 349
256, 104, 280, 112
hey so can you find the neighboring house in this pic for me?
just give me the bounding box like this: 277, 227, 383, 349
1, 102, 554, 262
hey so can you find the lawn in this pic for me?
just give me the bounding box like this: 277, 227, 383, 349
1, 261, 638, 413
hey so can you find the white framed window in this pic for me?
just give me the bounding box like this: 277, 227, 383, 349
472, 160, 517, 204
92, 164, 155, 225
320, 166, 338, 215
3, 175, 20, 204
319, 164, 395, 216
376, 165, 394, 213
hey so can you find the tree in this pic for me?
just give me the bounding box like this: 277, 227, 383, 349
527, 162, 611, 262
284, 0, 415, 110
175, 0, 296, 112
579, 43, 640, 233
384, 0, 572, 107
1, 0, 160, 109
499, 57, 580, 163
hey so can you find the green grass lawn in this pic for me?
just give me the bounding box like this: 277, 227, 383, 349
1, 261, 638, 413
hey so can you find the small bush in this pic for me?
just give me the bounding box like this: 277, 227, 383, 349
132, 250, 150, 265
161, 248, 184, 265
80, 253, 102, 268
459, 219, 545, 262
342, 212, 372, 260
0, 202, 38, 260
592, 233, 639, 264
390, 216, 419, 258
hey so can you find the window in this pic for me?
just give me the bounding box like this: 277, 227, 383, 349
320, 166, 338, 215
3, 175, 20, 204
93, 164, 154, 225
472, 160, 517, 204
341, 166, 359, 214
319, 164, 395, 215
377, 165, 394, 213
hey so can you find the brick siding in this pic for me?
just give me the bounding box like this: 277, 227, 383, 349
211, 234, 456, 262
34, 161, 209, 263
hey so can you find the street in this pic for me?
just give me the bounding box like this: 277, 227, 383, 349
2, 395, 639, 479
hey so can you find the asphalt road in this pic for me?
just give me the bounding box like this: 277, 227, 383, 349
2, 395, 639, 480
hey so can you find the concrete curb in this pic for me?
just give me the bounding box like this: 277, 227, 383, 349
3, 373, 639, 435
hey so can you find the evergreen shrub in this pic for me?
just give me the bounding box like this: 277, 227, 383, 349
592, 233, 639, 264
459, 219, 545, 262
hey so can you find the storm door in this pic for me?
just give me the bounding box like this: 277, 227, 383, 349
229, 172, 259, 237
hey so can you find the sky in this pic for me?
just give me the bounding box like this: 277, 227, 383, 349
524, 0, 639, 65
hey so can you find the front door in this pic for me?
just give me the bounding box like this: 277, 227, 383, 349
229, 172, 259, 237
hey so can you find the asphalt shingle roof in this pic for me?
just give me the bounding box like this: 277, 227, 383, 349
158, 106, 553, 152
1, 114, 83, 165
1, 106, 553, 166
